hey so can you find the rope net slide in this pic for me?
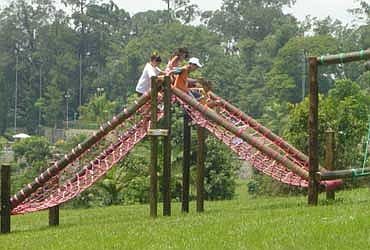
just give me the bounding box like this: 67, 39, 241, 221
173, 87, 342, 189
11, 93, 164, 215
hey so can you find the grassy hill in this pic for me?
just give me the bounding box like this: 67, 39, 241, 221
2, 183, 370, 249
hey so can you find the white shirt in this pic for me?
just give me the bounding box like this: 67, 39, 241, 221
135, 63, 161, 94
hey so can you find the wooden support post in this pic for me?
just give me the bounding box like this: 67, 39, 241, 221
1, 164, 11, 234
49, 175, 60, 226
182, 111, 191, 213
150, 77, 158, 217
163, 76, 171, 216
49, 206, 59, 226
196, 127, 206, 212
325, 130, 335, 200
308, 56, 319, 206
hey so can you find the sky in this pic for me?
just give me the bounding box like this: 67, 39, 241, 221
111, 0, 363, 25
0, 0, 364, 25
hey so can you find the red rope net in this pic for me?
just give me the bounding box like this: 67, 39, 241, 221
11, 90, 340, 215
177, 94, 309, 187
11, 99, 164, 215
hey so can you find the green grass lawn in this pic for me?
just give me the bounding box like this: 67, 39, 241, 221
2, 183, 370, 249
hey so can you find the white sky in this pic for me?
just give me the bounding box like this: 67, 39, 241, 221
0, 0, 364, 24
111, 0, 363, 24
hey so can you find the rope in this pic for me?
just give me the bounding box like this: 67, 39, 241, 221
11, 97, 165, 215
361, 115, 370, 173
176, 96, 309, 187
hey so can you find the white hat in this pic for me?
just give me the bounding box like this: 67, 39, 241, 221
189, 57, 203, 68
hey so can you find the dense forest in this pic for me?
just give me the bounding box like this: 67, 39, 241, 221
0, 0, 370, 203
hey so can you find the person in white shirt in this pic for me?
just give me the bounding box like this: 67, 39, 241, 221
135, 53, 163, 96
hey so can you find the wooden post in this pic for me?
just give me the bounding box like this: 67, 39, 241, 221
196, 127, 206, 212
163, 76, 171, 216
49, 176, 60, 226
325, 130, 335, 200
49, 206, 59, 226
150, 77, 158, 217
182, 111, 191, 213
308, 56, 319, 206
1, 164, 11, 233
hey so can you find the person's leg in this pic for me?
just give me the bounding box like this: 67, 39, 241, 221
188, 89, 201, 100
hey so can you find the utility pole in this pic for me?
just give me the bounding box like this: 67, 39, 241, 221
38, 64, 42, 134
302, 49, 307, 101
14, 50, 18, 133
79, 53, 82, 107
65, 91, 71, 129
167, 0, 171, 24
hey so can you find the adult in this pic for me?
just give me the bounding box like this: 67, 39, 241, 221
135, 53, 163, 96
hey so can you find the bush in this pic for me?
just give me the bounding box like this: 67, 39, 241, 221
246, 170, 305, 197
204, 137, 240, 200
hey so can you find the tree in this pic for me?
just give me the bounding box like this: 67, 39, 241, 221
161, 0, 199, 24
12, 136, 51, 168
36, 81, 63, 128
207, 0, 297, 41
284, 79, 370, 169
79, 92, 119, 124
267, 35, 339, 104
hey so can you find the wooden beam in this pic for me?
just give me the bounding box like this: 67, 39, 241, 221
182, 111, 191, 213
1, 164, 11, 233
308, 56, 319, 206
325, 130, 335, 200
316, 168, 370, 181
49, 206, 59, 226
162, 76, 172, 216
150, 77, 158, 218
317, 49, 370, 65
196, 127, 206, 213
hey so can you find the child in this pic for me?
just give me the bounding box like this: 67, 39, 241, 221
165, 47, 189, 74
173, 57, 203, 99
135, 53, 163, 96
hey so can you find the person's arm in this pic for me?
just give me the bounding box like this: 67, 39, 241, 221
187, 77, 197, 87
155, 66, 166, 76
168, 67, 183, 75
168, 56, 179, 68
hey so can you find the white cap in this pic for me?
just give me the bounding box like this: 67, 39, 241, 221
189, 57, 203, 68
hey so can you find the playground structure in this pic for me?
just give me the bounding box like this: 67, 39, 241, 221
1, 49, 370, 233
307, 49, 370, 205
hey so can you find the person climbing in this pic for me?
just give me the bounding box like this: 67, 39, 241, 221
172, 57, 203, 99
165, 47, 189, 74
135, 52, 164, 96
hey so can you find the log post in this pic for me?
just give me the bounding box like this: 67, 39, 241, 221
49, 176, 60, 226
182, 112, 191, 213
308, 56, 319, 206
1, 164, 11, 233
150, 77, 158, 217
196, 127, 206, 212
325, 129, 335, 200
162, 76, 172, 216
49, 206, 59, 226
